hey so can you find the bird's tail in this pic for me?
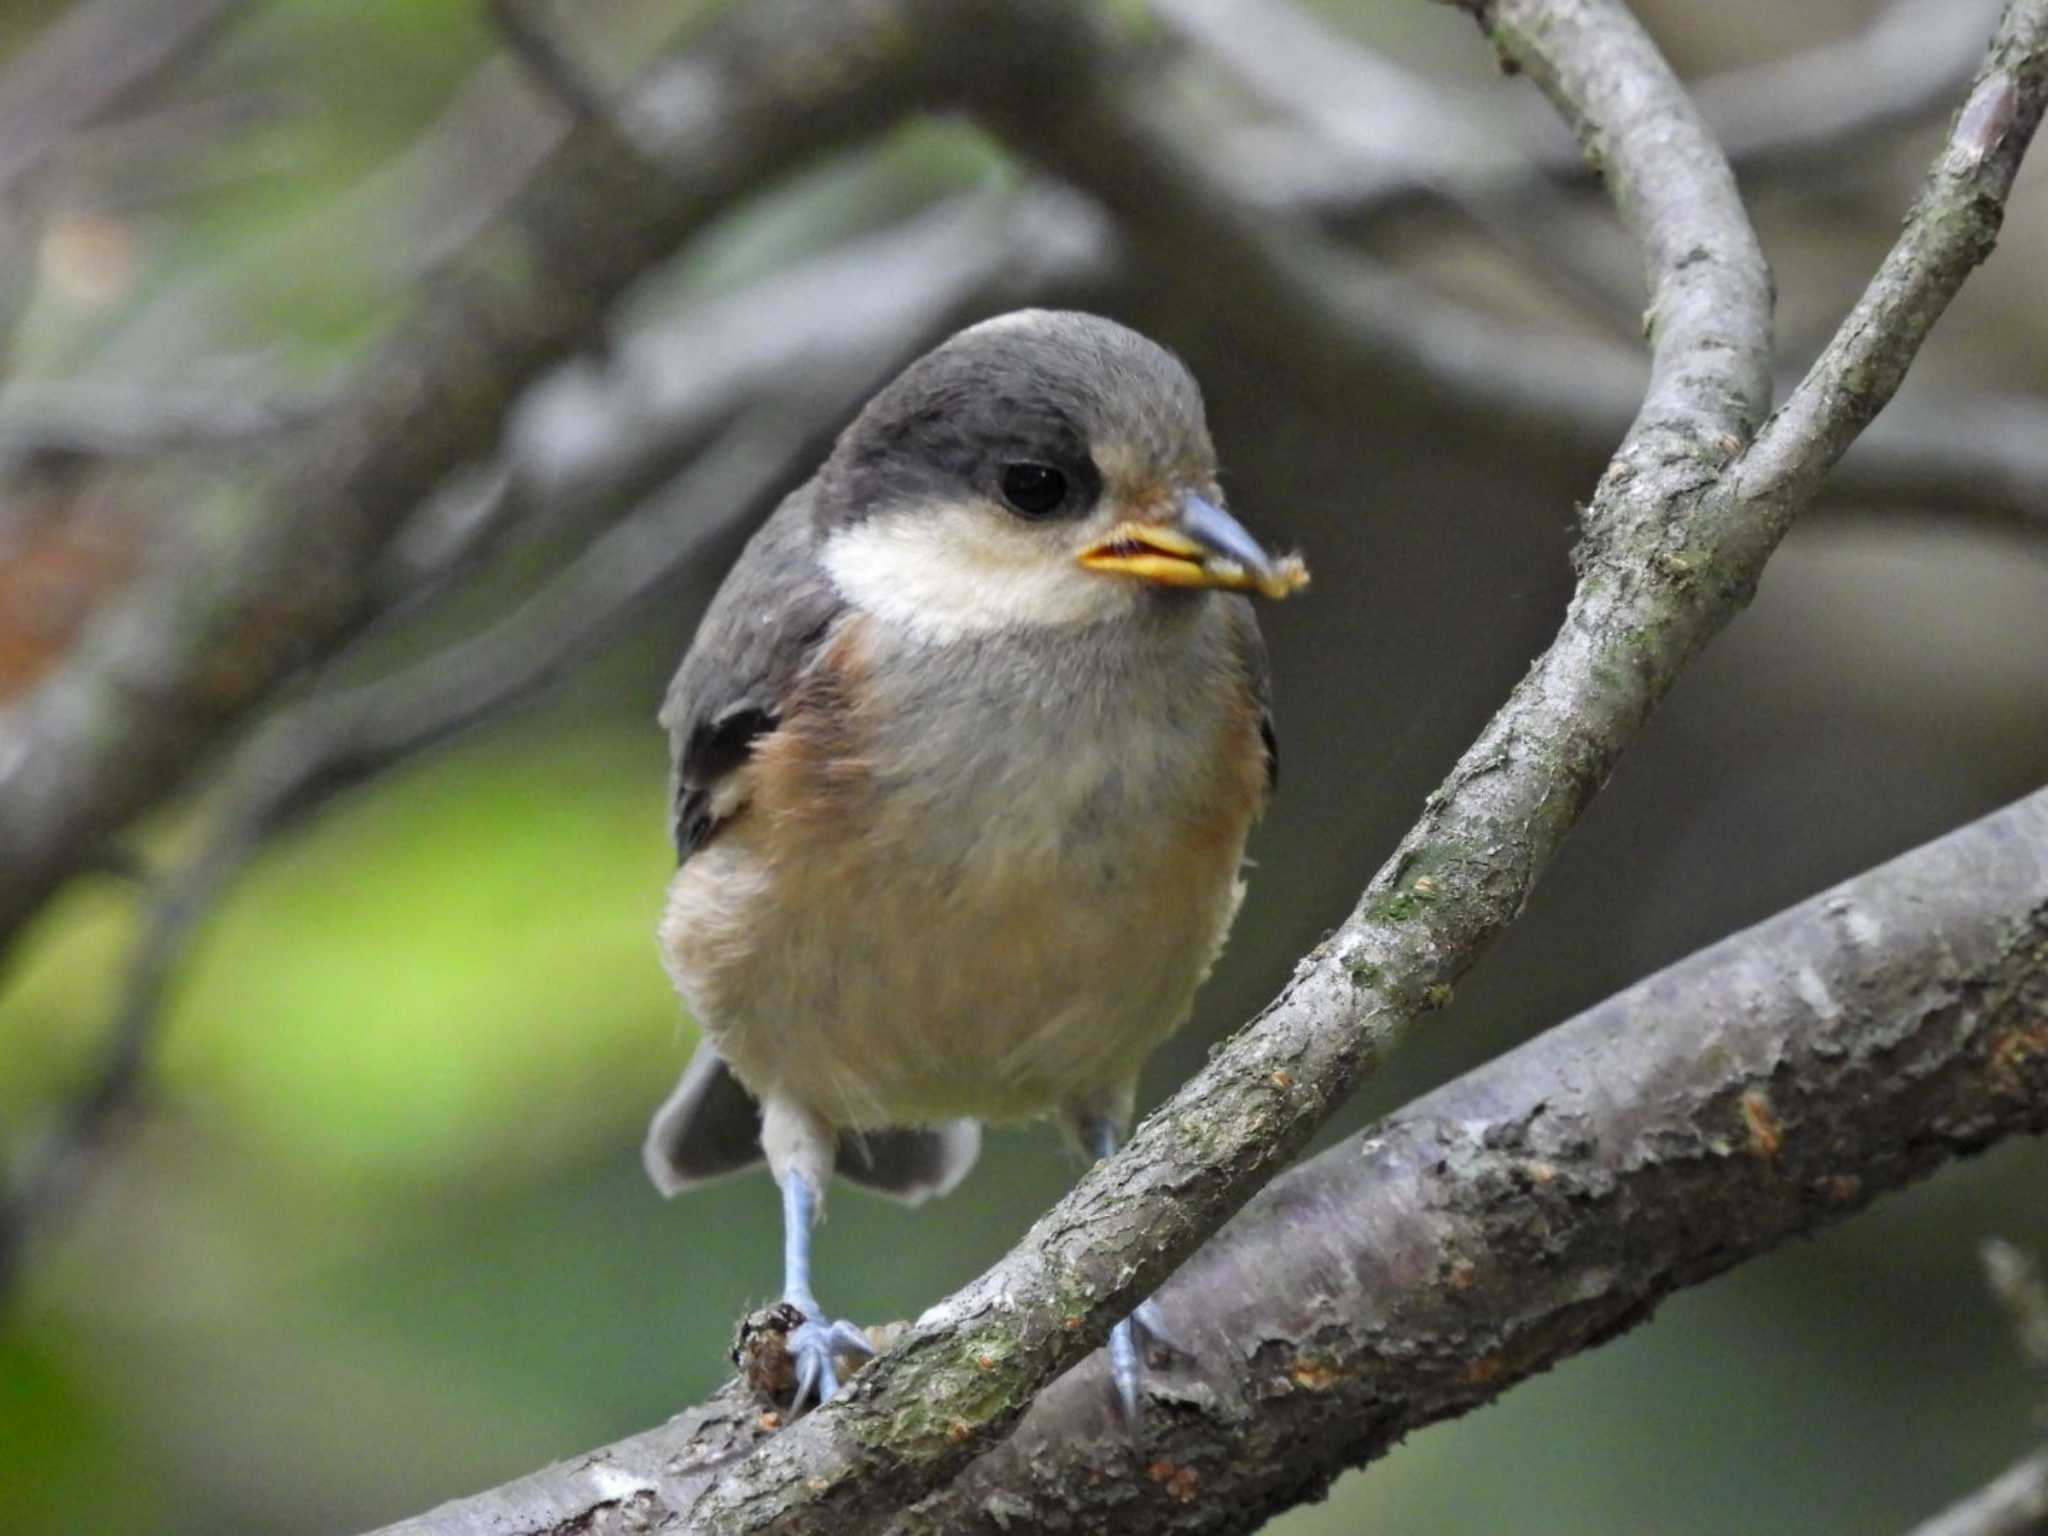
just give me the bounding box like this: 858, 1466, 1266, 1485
643, 1042, 980, 1205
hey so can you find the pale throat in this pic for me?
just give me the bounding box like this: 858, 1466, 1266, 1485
820, 501, 1141, 644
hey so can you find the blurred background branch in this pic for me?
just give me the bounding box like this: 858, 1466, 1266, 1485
1905, 1240, 2048, 1536
1907, 1456, 2048, 1536
0, 0, 991, 957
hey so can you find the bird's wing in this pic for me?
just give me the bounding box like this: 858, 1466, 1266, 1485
660, 486, 845, 860
1222, 594, 1279, 796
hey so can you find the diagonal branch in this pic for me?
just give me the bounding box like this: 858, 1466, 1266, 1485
373, 776, 2048, 1536
902, 785, 2048, 1530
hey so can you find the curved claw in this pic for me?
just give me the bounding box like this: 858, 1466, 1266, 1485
789, 1313, 875, 1410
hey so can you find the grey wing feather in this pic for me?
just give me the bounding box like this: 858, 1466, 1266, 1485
643, 1041, 763, 1195
661, 485, 845, 859
835, 1120, 982, 1204
644, 1044, 981, 1205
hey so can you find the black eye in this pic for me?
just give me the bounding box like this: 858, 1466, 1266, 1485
1000, 462, 1067, 518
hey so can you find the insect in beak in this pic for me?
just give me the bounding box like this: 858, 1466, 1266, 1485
1077, 491, 1309, 600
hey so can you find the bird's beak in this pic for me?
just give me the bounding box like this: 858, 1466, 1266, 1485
1076, 492, 1309, 600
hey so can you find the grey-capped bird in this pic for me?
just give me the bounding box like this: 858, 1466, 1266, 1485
644, 309, 1306, 1419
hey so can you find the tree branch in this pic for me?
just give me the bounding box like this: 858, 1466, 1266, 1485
1984, 1238, 2048, 1378
1208, 0, 2007, 219
372, 781, 2048, 1536
0, 0, 247, 196
1908, 1241, 2048, 1536
1907, 1450, 2048, 1536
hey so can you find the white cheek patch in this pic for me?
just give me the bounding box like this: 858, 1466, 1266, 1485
822, 503, 1134, 642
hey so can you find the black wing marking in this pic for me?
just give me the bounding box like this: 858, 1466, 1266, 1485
673, 705, 778, 855
661, 486, 845, 862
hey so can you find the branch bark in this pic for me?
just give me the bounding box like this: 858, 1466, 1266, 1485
373, 783, 2048, 1536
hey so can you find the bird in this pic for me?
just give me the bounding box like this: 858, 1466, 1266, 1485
642, 308, 1306, 1421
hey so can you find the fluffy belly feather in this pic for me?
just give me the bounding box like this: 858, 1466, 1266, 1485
660, 812, 1247, 1127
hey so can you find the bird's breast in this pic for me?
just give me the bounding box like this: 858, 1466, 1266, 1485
661, 604, 1267, 1127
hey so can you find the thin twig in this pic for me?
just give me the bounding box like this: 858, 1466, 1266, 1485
487, 0, 612, 125
664, 1, 2048, 1529
1984, 1240, 2048, 1380
1194, 0, 2007, 221
1906, 1450, 2048, 1536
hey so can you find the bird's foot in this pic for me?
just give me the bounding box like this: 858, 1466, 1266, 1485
733, 1300, 876, 1413
1110, 1296, 1188, 1429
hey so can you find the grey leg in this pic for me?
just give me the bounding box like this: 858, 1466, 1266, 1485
779, 1172, 873, 1408
1081, 1117, 1180, 1426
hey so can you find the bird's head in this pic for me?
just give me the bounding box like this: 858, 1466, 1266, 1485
815, 310, 1307, 640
